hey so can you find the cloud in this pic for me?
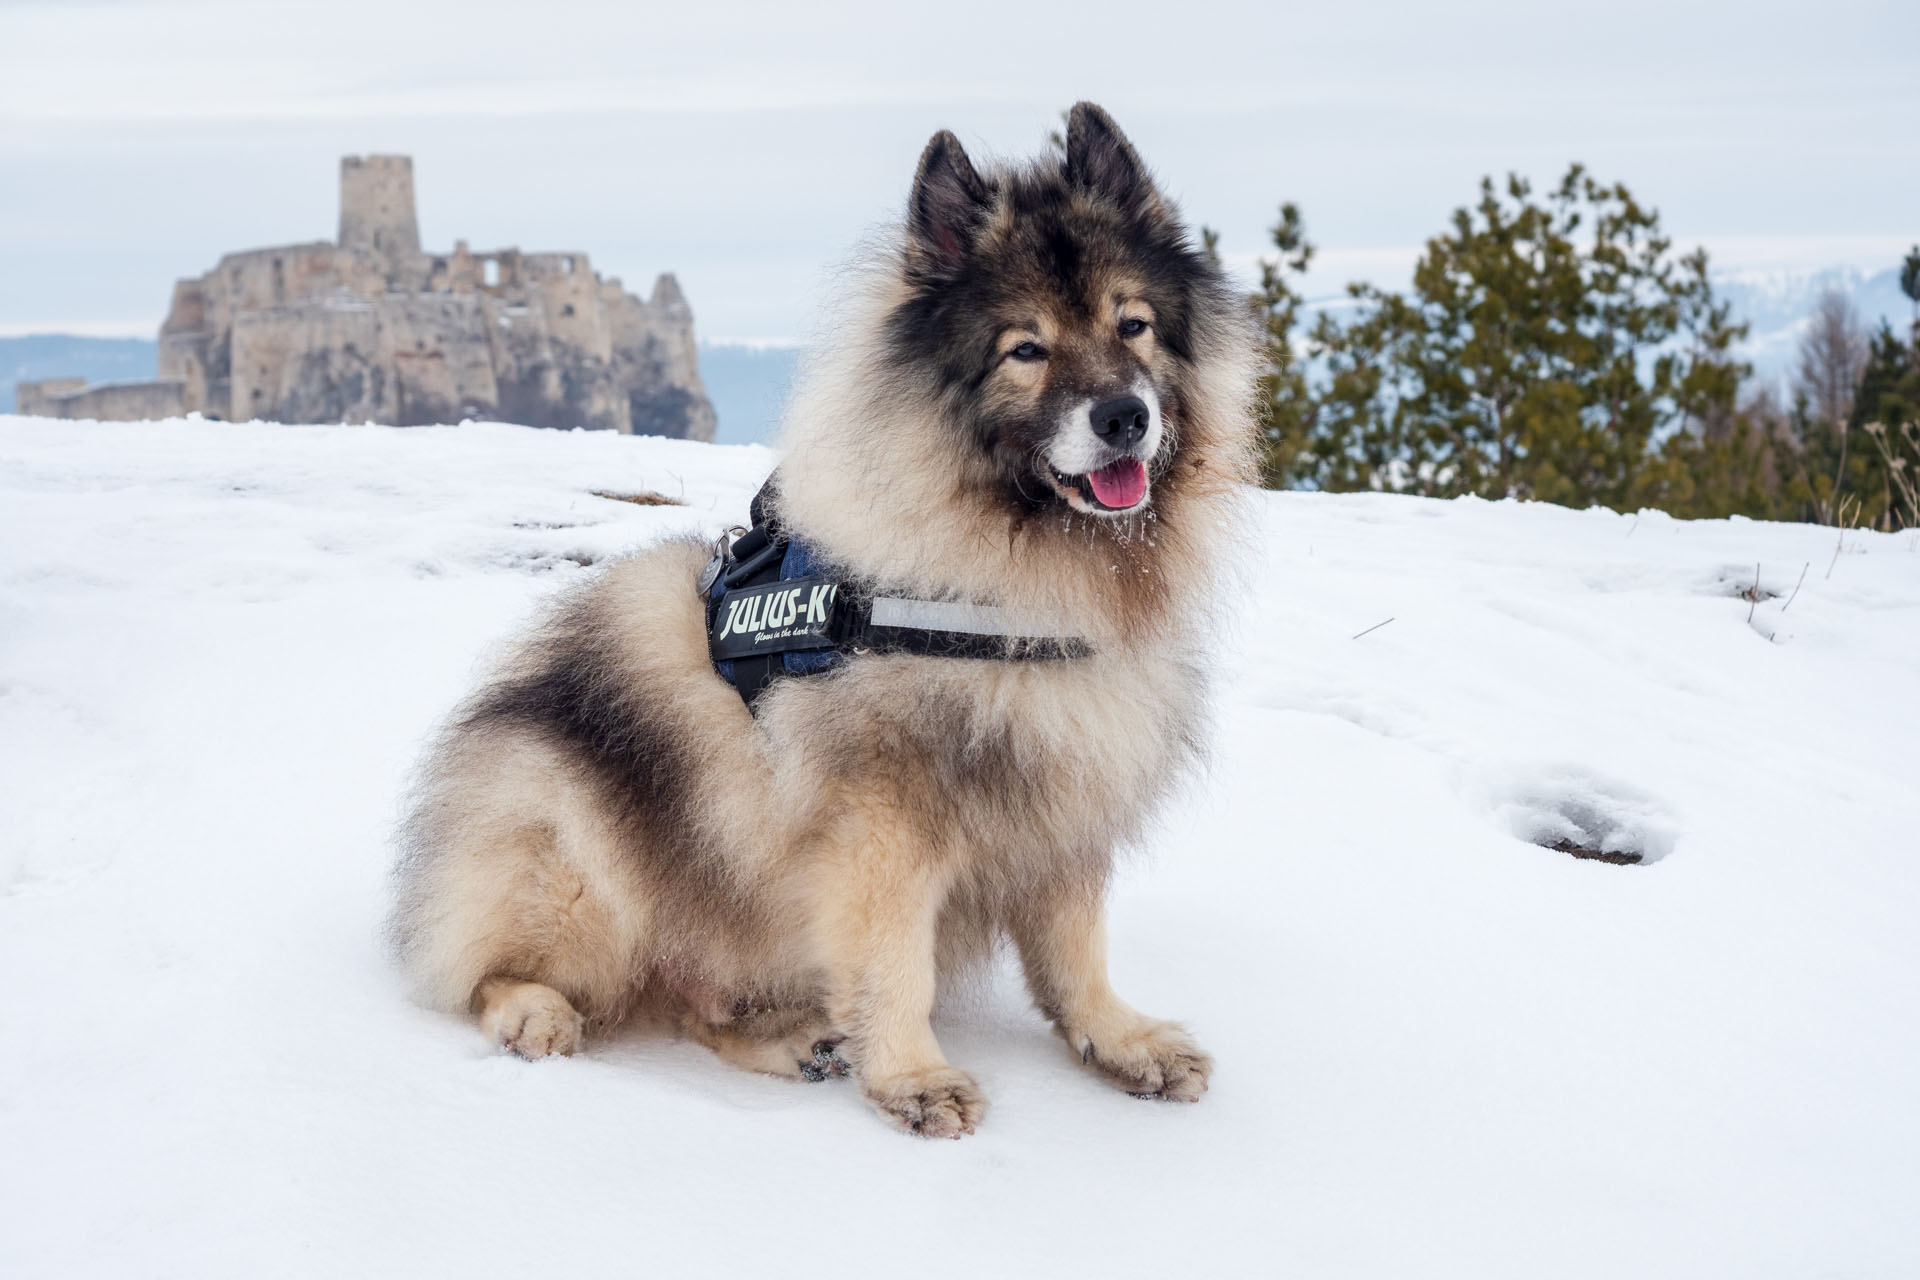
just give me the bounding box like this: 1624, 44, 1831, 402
2, 0, 1913, 337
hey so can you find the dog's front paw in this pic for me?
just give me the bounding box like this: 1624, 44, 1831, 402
862, 1066, 988, 1138
479, 981, 586, 1060
1069, 1019, 1211, 1102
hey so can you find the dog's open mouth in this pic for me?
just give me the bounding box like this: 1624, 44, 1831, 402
1050, 458, 1150, 512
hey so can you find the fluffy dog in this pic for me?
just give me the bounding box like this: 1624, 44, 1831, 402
390, 102, 1257, 1137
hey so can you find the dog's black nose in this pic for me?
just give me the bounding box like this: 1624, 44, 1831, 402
1090, 395, 1150, 445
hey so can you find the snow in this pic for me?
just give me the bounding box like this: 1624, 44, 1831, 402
3, 415, 1917, 1276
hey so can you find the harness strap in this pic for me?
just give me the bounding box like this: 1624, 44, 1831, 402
847, 597, 1092, 661
703, 472, 1092, 713
722, 477, 788, 707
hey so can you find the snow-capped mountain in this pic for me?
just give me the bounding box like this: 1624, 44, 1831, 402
1716, 264, 1914, 393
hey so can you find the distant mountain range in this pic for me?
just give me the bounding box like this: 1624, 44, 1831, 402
2, 335, 162, 412
1716, 264, 1914, 394
7, 266, 1913, 436
1728, 264, 1920, 391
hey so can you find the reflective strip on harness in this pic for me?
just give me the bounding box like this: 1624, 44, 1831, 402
867, 595, 1075, 640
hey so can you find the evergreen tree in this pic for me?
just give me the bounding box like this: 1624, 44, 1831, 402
1199, 225, 1224, 271
1846, 322, 1920, 529
1247, 204, 1317, 486
1901, 245, 1920, 338
1272, 166, 1746, 510
1643, 388, 1811, 522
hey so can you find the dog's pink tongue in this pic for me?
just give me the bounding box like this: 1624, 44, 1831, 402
1088, 458, 1148, 509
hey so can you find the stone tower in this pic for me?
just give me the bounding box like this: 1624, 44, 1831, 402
338, 155, 420, 273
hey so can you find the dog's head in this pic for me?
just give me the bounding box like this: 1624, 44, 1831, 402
884, 103, 1233, 519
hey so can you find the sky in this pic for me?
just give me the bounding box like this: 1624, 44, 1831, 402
2, 0, 1915, 341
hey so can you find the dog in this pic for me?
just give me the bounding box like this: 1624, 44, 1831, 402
389, 103, 1257, 1137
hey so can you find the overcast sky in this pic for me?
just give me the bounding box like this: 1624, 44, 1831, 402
3, 0, 1915, 340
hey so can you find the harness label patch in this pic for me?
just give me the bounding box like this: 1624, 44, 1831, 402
710, 575, 842, 661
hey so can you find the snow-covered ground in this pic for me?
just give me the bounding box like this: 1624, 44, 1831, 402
3, 416, 1916, 1277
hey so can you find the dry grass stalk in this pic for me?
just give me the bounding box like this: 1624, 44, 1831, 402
590, 489, 683, 508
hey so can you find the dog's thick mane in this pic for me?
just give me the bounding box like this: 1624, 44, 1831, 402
776, 170, 1258, 653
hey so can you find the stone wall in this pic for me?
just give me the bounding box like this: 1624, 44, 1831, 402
15, 378, 88, 416
16, 378, 186, 421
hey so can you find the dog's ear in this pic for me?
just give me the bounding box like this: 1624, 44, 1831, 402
908, 130, 991, 276
1065, 102, 1161, 217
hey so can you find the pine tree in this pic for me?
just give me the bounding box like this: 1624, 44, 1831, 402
1248, 204, 1317, 486
1283, 166, 1746, 510
1847, 322, 1920, 529
1902, 245, 1920, 340
1644, 388, 1812, 521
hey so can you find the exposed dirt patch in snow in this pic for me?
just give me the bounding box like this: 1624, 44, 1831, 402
1547, 837, 1643, 865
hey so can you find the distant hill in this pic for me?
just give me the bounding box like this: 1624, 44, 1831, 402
4, 334, 804, 444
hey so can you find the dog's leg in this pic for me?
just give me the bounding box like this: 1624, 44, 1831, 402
813, 817, 985, 1137
473, 977, 586, 1059
1010, 886, 1211, 1102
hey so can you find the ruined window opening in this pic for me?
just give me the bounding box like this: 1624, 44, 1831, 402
562, 304, 575, 317
483, 260, 500, 287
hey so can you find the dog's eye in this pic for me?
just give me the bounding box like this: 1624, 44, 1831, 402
1118, 317, 1149, 338
1008, 340, 1046, 362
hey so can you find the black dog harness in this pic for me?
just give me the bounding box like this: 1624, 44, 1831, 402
701, 477, 1093, 711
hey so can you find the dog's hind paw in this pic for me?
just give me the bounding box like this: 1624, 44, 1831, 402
798, 1039, 852, 1082
1072, 1019, 1210, 1102
862, 1066, 988, 1138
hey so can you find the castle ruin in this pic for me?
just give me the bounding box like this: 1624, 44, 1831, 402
17, 156, 717, 440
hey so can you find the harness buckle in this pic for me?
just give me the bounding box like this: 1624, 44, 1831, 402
695, 527, 747, 599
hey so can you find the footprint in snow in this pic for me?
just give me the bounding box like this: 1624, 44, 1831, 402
1488, 766, 1676, 865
